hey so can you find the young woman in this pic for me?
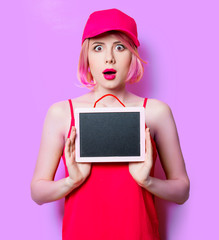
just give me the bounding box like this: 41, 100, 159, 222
31, 8, 190, 240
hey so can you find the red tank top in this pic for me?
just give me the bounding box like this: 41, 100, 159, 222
61, 98, 160, 240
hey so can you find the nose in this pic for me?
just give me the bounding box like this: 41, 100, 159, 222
105, 48, 115, 64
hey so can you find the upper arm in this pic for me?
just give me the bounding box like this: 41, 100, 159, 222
31, 102, 67, 183
151, 100, 189, 183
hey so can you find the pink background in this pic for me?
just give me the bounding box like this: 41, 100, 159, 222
1, 0, 218, 239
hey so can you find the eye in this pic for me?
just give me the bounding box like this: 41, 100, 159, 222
115, 44, 125, 51
93, 45, 103, 51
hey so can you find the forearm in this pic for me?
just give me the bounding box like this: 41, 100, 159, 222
140, 176, 190, 204
31, 177, 82, 205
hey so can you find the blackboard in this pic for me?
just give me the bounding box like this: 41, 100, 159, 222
75, 107, 145, 162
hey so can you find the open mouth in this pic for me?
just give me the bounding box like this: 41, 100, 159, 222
103, 71, 116, 80
103, 71, 116, 75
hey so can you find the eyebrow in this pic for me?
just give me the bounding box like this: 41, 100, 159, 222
92, 41, 122, 45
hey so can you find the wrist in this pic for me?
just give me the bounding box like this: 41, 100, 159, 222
140, 176, 152, 189
65, 176, 83, 189
65, 176, 75, 188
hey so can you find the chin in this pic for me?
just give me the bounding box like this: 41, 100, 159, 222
104, 82, 125, 90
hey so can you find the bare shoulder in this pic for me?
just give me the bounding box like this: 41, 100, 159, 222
147, 98, 172, 116
145, 98, 173, 136
47, 100, 70, 120
47, 93, 92, 118
47, 93, 93, 139
47, 95, 89, 117
45, 100, 74, 140
47, 100, 67, 113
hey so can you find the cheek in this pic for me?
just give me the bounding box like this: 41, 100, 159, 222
88, 54, 101, 69
122, 50, 132, 62
88, 59, 102, 78
88, 55, 96, 73
123, 54, 132, 69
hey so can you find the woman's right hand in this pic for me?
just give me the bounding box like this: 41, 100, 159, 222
64, 126, 92, 187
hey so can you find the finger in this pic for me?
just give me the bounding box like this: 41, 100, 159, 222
65, 138, 71, 157
145, 128, 147, 152
145, 128, 152, 156
69, 138, 73, 154
68, 127, 73, 151
71, 127, 76, 151
72, 149, 76, 161
70, 126, 75, 140
65, 139, 74, 165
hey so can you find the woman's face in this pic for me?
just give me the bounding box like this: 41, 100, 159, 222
88, 32, 132, 90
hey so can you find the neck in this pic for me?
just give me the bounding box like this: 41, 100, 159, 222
90, 85, 129, 107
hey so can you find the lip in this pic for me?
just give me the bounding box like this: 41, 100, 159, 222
103, 73, 116, 80
102, 68, 117, 74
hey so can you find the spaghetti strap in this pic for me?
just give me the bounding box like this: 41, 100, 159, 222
143, 98, 148, 128
67, 99, 75, 138
68, 99, 74, 125
143, 98, 148, 108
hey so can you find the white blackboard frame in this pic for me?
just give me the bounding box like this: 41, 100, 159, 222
74, 107, 145, 162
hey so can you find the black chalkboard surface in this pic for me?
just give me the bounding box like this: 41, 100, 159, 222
75, 107, 145, 162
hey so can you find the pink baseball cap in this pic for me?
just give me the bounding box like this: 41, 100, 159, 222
81, 8, 140, 47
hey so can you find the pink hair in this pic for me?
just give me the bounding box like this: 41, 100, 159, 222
77, 30, 148, 88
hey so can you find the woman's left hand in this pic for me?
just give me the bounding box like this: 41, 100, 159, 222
128, 128, 153, 187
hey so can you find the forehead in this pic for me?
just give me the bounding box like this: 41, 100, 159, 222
89, 32, 121, 44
